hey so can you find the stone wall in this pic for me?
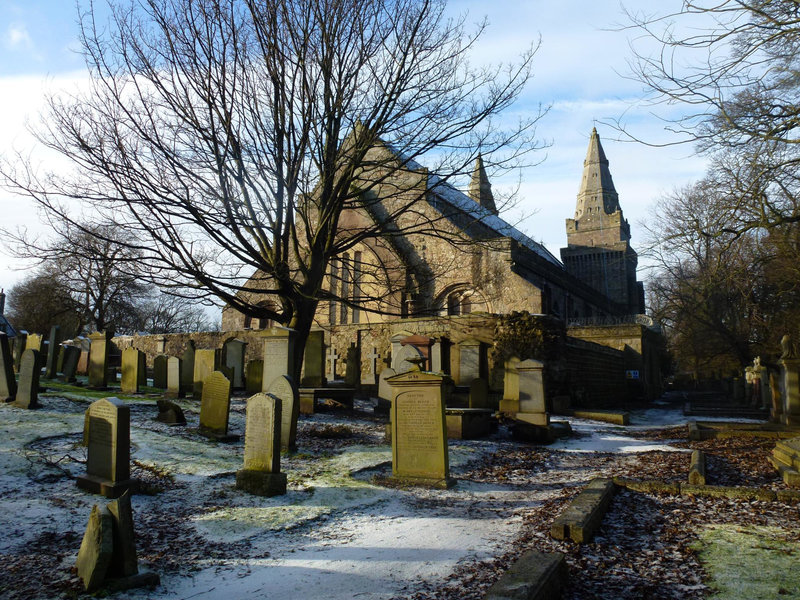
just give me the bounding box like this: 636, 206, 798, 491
565, 337, 627, 407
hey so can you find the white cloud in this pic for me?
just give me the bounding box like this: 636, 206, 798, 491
4, 22, 33, 51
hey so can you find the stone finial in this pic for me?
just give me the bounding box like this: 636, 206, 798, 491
781, 334, 798, 360
468, 154, 498, 215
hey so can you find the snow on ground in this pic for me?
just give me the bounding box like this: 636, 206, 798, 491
0, 386, 780, 599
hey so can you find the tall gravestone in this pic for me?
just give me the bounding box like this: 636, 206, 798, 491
193, 348, 220, 398
88, 331, 112, 389
378, 367, 397, 403
180, 342, 196, 395
516, 358, 549, 427
45, 325, 61, 379
199, 371, 237, 440
780, 356, 800, 426
387, 371, 454, 488
222, 339, 247, 389
457, 339, 482, 385
77, 397, 132, 498
245, 360, 263, 394
430, 337, 450, 374
165, 356, 184, 398
261, 327, 295, 392
13, 331, 27, 373
301, 330, 325, 387
0, 333, 17, 402
235, 393, 287, 496
500, 356, 521, 415
152, 355, 168, 389
269, 375, 300, 451
14, 349, 40, 409
120, 348, 146, 395
344, 343, 361, 387
61, 346, 81, 383
469, 378, 489, 409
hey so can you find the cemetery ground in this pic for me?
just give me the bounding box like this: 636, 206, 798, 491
1, 385, 799, 600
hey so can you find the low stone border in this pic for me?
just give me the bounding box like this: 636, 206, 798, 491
571, 409, 630, 426
483, 550, 566, 600
613, 477, 800, 502
688, 449, 706, 485
550, 478, 615, 543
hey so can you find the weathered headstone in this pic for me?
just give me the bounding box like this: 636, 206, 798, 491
0, 332, 17, 402
344, 343, 361, 387
45, 325, 61, 379
88, 331, 112, 389
61, 345, 81, 383
193, 348, 220, 398
781, 356, 800, 426
199, 371, 236, 440
76, 504, 114, 592
14, 349, 40, 409
261, 327, 295, 391
500, 356, 521, 415
77, 397, 133, 498
77, 349, 89, 376
235, 393, 287, 496
387, 370, 454, 488
516, 358, 549, 427
301, 330, 325, 387
394, 344, 424, 374
13, 331, 27, 372
269, 374, 300, 451
378, 367, 397, 402
106, 490, 138, 577
180, 342, 195, 394
152, 355, 168, 389
121, 348, 146, 394
165, 356, 185, 398
156, 399, 186, 425
25, 333, 43, 352
245, 359, 263, 394
469, 378, 489, 409
222, 338, 247, 389
457, 338, 482, 385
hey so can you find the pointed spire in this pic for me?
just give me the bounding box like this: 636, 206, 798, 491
575, 128, 619, 219
469, 154, 498, 215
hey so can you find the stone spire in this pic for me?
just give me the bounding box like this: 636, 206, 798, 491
468, 154, 498, 215
574, 127, 620, 220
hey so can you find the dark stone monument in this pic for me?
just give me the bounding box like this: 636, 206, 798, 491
180, 342, 195, 395
44, 325, 61, 379
14, 349, 40, 409
152, 354, 168, 389
61, 346, 81, 383
77, 397, 133, 498
0, 333, 16, 402
156, 399, 186, 425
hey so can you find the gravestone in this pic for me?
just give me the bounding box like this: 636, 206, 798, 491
152, 355, 168, 389
262, 327, 296, 391
13, 331, 27, 372
430, 337, 450, 374
500, 356, 521, 414
45, 325, 61, 379
88, 331, 112, 389
77, 350, 89, 376
120, 348, 146, 395
344, 343, 361, 387
180, 342, 196, 394
198, 371, 236, 440
76, 504, 114, 592
378, 367, 397, 402
362, 347, 381, 386
77, 397, 133, 498
14, 349, 40, 409
269, 375, 300, 451
394, 344, 424, 374
389, 331, 413, 370
516, 358, 549, 427
61, 345, 81, 383
165, 356, 184, 398
245, 360, 263, 394
469, 378, 489, 409
457, 338, 482, 385
301, 330, 325, 387
106, 490, 138, 577
193, 348, 220, 398
0, 333, 17, 402
387, 370, 454, 488
222, 338, 247, 389
780, 357, 800, 426
156, 399, 186, 425
326, 346, 339, 380
235, 393, 287, 496
25, 333, 43, 352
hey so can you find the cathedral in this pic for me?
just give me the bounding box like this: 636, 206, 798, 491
222, 127, 646, 331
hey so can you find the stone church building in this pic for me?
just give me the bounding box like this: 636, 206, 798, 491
222, 128, 662, 404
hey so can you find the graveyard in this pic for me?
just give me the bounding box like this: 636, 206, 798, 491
2, 332, 800, 600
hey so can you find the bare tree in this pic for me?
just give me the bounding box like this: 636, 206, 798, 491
625, 0, 800, 233
6, 267, 85, 336
0, 0, 542, 376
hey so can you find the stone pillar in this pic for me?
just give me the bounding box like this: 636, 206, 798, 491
430, 337, 450, 375
516, 358, 548, 427
780, 358, 800, 426
261, 327, 296, 392
301, 330, 325, 388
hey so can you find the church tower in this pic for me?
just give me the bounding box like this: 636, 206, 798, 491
560, 128, 644, 315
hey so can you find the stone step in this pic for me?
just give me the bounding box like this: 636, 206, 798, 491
550, 478, 615, 543
771, 446, 800, 471
483, 551, 566, 600
768, 456, 800, 487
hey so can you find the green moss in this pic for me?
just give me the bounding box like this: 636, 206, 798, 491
693, 524, 800, 599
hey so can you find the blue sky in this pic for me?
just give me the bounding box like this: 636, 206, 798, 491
0, 0, 704, 296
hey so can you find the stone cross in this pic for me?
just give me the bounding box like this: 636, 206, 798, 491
326, 346, 339, 380
362, 347, 381, 385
